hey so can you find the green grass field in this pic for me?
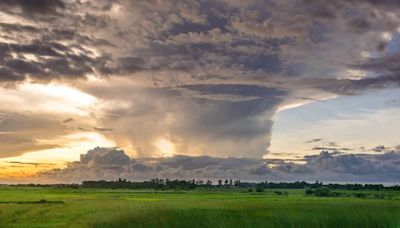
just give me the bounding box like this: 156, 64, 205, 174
0, 187, 399, 228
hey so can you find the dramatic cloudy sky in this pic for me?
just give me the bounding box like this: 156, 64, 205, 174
1, 0, 400, 183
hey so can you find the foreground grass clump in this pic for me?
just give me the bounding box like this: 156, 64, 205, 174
0, 187, 399, 227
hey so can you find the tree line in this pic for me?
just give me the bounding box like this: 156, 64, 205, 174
9, 179, 400, 191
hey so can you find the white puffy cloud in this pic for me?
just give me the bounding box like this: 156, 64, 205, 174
80, 147, 130, 166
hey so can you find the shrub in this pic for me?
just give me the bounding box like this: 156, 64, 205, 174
305, 189, 314, 195
38, 199, 48, 204
353, 193, 367, 198
314, 187, 331, 197
374, 194, 385, 199
256, 186, 265, 192
328, 191, 343, 197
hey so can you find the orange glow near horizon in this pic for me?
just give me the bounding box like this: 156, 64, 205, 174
0, 132, 116, 181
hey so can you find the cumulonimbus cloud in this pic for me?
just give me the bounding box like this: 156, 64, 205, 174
1, 0, 400, 159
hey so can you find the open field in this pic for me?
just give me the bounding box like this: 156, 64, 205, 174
0, 187, 399, 228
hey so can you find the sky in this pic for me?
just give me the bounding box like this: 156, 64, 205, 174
1, 0, 400, 183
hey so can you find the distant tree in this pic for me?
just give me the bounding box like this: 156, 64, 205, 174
256, 185, 264, 192
314, 187, 331, 197
315, 180, 323, 187
305, 188, 314, 195
218, 180, 223, 186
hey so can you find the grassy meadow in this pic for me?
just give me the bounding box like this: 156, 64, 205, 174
0, 187, 399, 228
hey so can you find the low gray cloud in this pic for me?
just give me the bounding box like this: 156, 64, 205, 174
38, 147, 400, 183
62, 118, 74, 124
305, 138, 323, 143
5, 161, 56, 167
371, 145, 387, 153
311, 147, 351, 151
93, 127, 114, 132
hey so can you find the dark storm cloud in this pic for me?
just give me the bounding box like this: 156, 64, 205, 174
347, 18, 371, 33
0, 0, 397, 88
301, 0, 400, 18
354, 54, 400, 79
0, 0, 65, 15
117, 57, 146, 73
0, 23, 41, 34
172, 97, 279, 144
0, 33, 108, 83
0, 0, 398, 87
1, 0, 400, 160
0, 1, 114, 84
80, 0, 400, 158
39, 147, 400, 182
91, 84, 284, 157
